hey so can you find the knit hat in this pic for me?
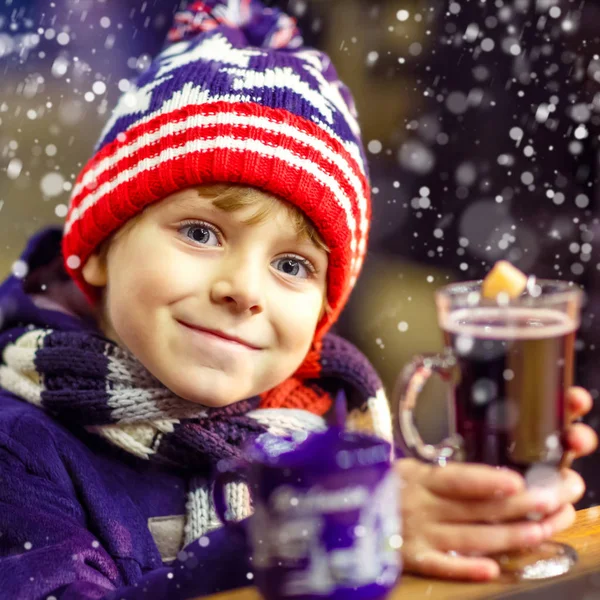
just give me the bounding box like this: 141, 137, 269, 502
62, 0, 371, 341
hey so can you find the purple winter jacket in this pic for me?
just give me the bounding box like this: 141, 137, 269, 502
0, 228, 263, 599
0, 227, 394, 600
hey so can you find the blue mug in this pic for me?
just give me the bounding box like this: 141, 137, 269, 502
213, 408, 402, 600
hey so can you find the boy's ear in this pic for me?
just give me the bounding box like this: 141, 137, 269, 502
81, 252, 108, 288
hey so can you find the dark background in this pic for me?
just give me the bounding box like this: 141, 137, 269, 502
1, 0, 599, 507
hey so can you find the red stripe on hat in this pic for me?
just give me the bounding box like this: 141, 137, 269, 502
71, 103, 368, 206
68, 122, 363, 241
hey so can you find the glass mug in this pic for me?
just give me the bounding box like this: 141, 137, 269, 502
393, 279, 584, 580
213, 415, 402, 600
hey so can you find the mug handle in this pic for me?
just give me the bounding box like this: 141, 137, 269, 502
212, 457, 249, 531
393, 352, 465, 466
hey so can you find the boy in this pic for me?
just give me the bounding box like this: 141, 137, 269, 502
0, 1, 595, 598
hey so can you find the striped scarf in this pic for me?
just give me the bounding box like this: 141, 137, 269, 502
0, 327, 392, 544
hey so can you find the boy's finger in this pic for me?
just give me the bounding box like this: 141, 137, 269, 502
427, 495, 537, 525
542, 503, 577, 538
564, 423, 598, 459
566, 387, 593, 421
554, 468, 586, 506
431, 469, 583, 523
403, 547, 499, 582
424, 463, 525, 500
417, 508, 576, 574
429, 518, 549, 555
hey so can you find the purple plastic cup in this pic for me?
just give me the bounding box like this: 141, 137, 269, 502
213, 425, 402, 600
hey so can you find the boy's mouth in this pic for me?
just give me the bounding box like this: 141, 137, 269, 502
175, 320, 262, 351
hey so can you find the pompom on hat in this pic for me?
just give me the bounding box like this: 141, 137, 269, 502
62, 0, 371, 343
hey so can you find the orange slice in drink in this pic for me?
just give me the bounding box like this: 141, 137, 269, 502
481, 260, 528, 300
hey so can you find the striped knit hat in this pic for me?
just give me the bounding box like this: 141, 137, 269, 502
62, 0, 371, 341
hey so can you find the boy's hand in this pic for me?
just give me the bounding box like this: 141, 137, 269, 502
563, 386, 598, 463
396, 386, 597, 582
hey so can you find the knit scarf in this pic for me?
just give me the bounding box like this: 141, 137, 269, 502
0, 327, 392, 545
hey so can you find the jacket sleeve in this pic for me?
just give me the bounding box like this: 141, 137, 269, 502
103, 526, 252, 600
0, 428, 252, 600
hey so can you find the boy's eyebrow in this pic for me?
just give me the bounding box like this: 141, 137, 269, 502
168, 194, 221, 213
167, 193, 328, 254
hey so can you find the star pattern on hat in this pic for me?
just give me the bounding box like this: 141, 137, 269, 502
223, 65, 338, 124
99, 31, 363, 161
156, 33, 264, 79
98, 76, 171, 147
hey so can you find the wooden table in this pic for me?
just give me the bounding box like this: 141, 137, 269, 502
201, 507, 600, 600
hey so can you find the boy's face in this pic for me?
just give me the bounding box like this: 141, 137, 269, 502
82, 188, 328, 408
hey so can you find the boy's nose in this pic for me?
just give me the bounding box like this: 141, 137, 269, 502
210, 268, 264, 316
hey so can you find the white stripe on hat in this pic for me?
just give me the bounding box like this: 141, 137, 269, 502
100, 73, 367, 194
71, 109, 368, 249
65, 133, 360, 262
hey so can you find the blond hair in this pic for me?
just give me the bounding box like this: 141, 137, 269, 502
100, 184, 329, 257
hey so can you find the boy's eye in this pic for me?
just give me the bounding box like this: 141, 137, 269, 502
272, 256, 314, 279
179, 222, 220, 246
